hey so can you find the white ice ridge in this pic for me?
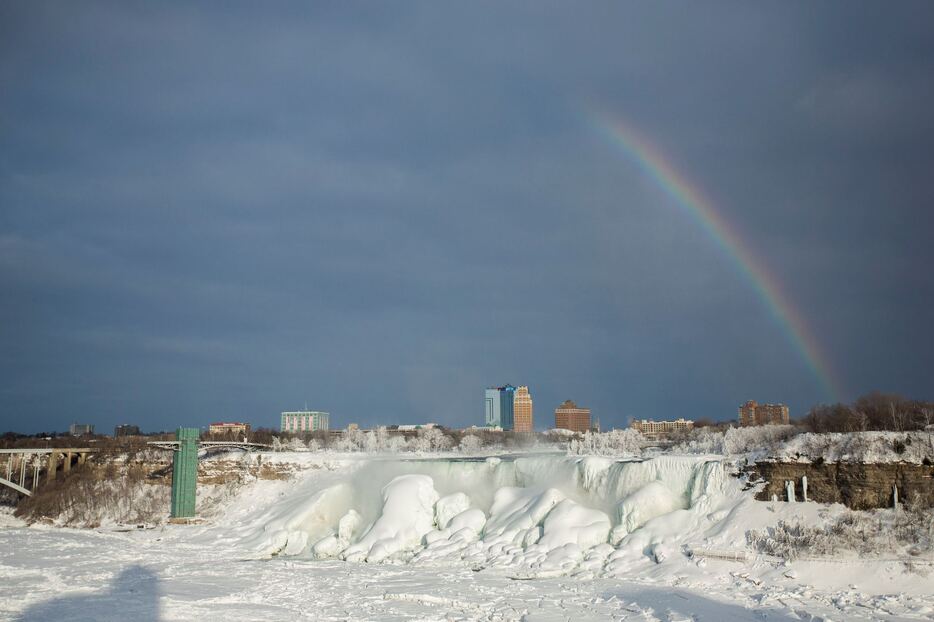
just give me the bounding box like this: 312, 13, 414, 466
251, 454, 728, 575
340, 474, 439, 562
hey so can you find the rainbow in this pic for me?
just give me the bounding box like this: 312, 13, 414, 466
590, 112, 842, 402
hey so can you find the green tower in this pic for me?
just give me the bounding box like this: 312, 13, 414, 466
170, 427, 199, 518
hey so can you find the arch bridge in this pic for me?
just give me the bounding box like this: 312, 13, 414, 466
1, 434, 270, 511
0, 448, 96, 497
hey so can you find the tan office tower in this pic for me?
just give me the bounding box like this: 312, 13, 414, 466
554, 400, 591, 433
514, 386, 534, 432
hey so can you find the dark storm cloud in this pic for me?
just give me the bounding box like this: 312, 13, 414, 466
2, 2, 933, 433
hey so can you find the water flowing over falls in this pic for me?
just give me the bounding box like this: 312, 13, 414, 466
239, 454, 729, 577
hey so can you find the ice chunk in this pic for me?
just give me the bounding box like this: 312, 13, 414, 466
251, 483, 352, 557
338, 509, 361, 542
650, 542, 670, 563
282, 530, 308, 556
311, 534, 342, 559
540, 543, 584, 570
341, 474, 439, 563
483, 487, 566, 541
435, 492, 471, 530
448, 508, 486, 534
615, 481, 684, 536
538, 499, 611, 550
311, 510, 361, 559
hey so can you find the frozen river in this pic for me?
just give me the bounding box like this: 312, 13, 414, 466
0, 526, 747, 620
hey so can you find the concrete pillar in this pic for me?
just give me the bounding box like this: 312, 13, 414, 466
170, 428, 199, 518
78, 452, 87, 465
64, 452, 72, 473
5, 456, 12, 481
32, 462, 39, 489
47, 452, 58, 483
19, 456, 27, 488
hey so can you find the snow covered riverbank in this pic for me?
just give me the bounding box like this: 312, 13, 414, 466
2, 452, 933, 620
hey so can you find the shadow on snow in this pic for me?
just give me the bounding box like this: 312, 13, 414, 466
17, 565, 160, 622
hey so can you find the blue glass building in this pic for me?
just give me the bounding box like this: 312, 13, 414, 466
484, 385, 516, 430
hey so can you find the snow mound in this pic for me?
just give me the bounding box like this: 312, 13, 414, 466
341, 474, 439, 562
538, 499, 611, 550
612, 481, 683, 544
483, 487, 566, 543
435, 492, 471, 529
250, 482, 352, 557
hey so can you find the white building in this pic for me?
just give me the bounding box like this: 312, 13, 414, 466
630, 418, 693, 437
396, 423, 438, 431
280, 410, 329, 433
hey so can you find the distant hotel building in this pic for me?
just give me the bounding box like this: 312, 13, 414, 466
514, 386, 534, 433
485, 385, 516, 429
281, 410, 329, 433
738, 400, 789, 426
114, 424, 140, 437
69, 423, 94, 436
209, 421, 251, 436
554, 400, 591, 433
630, 418, 694, 437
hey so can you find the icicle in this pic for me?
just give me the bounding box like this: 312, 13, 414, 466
771, 493, 778, 503
893, 485, 899, 510
801, 475, 808, 502
785, 480, 796, 503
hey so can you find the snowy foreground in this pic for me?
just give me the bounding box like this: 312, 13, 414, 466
2, 452, 933, 621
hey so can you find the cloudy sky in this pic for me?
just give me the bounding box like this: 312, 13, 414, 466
2, 2, 932, 434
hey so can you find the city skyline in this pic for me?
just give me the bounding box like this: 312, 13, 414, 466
2, 4, 933, 434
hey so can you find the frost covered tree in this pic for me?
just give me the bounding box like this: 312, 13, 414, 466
459, 434, 482, 453
569, 429, 643, 456
387, 435, 407, 453
306, 438, 320, 452
375, 426, 390, 450
408, 427, 451, 453
332, 428, 366, 452
287, 437, 306, 451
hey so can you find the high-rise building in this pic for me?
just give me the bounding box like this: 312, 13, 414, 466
281, 410, 329, 433
514, 386, 534, 433
554, 400, 591, 433
484, 385, 515, 429
738, 400, 790, 426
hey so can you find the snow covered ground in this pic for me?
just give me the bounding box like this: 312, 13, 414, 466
1, 452, 933, 621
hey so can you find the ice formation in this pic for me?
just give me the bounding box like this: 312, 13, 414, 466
341, 474, 439, 562
251, 454, 729, 576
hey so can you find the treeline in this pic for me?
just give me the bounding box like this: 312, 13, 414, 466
802, 392, 934, 433
261, 427, 559, 450
0, 431, 176, 450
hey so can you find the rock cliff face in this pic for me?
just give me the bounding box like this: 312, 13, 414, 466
13, 454, 306, 526
747, 462, 934, 510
